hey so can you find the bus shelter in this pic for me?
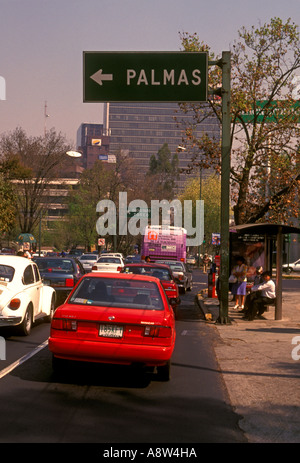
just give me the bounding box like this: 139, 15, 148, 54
230, 223, 300, 320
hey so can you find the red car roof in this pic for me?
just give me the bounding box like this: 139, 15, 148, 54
123, 263, 170, 269
83, 271, 162, 281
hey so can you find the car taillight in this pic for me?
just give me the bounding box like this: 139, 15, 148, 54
8, 298, 21, 310
117, 266, 122, 271
52, 318, 77, 331
65, 278, 74, 287
92, 265, 97, 270
144, 326, 172, 338
178, 275, 184, 280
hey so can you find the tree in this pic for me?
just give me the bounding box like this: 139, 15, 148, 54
64, 153, 145, 252
0, 127, 71, 233
179, 175, 221, 253
147, 143, 179, 196
179, 18, 300, 225
65, 160, 118, 250
0, 172, 17, 236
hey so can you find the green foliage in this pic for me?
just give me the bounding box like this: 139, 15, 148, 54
0, 127, 71, 234
180, 18, 300, 225
147, 143, 179, 195
179, 174, 221, 251
0, 173, 16, 235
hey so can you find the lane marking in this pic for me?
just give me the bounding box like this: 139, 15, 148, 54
0, 340, 48, 379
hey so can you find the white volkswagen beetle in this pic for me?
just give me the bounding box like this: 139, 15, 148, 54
0, 256, 56, 335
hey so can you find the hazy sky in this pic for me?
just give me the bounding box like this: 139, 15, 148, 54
0, 0, 299, 145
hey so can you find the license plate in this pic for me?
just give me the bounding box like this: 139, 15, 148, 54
99, 324, 123, 338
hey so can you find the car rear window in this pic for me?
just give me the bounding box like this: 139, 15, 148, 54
69, 277, 163, 310
97, 257, 121, 263
156, 260, 184, 270
0, 265, 15, 282
34, 259, 74, 272
123, 266, 172, 280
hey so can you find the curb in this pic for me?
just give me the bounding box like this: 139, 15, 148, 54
195, 289, 214, 321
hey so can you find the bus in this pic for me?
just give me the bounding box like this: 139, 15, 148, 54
141, 225, 187, 262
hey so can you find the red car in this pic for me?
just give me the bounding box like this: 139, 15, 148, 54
48, 273, 176, 381
122, 263, 180, 309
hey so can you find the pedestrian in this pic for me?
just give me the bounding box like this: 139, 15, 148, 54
231, 256, 248, 310
243, 271, 276, 321
145, 255, 151, 263
239, 266, 263, 314
202, 254, 210, 273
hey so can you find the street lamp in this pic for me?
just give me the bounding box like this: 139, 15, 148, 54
66, 150, 82, 158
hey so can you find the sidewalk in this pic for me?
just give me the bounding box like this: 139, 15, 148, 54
197, 287, 300, 443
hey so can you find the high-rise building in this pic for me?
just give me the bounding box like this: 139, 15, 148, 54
104, 102, 220, 191
77, 123, 110, 169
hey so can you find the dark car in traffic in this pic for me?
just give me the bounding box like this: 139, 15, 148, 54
155, 260, 193, 294
121, 263, 180, 309
32, 257, 85, 306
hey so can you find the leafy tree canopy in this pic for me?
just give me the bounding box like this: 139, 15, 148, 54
179, 17, 300, 225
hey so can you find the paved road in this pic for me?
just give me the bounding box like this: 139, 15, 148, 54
0, 271, 247, 444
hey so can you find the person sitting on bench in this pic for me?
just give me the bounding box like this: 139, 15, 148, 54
239, 266, 263, 313
243, 271, 276, 321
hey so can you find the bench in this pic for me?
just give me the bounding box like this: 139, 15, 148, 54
263, 298, 276, 312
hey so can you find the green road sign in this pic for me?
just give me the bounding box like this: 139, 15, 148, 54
83, 52, 208, 102
238, 100, 300, 123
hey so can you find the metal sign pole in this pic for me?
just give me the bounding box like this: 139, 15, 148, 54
216, 51, 231, 324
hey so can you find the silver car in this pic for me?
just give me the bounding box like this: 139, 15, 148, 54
186, 255, 196, 265
156, 260, 193, 293
282, 259, 300, 274
78, 253, 99, 272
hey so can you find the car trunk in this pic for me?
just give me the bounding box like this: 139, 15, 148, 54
52, 304, 172, 347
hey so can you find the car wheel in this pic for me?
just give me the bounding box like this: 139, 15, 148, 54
45, 295, 56, 323
18, 305, 33, 336
157, 360, 171, 381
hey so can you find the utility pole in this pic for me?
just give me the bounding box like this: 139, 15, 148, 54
219, 51, 231, 323
210, 51, 231, 324
44, 101, 49, 136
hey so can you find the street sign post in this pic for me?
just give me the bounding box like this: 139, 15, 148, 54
84, 50, 231, 323
83, 52, 208, 102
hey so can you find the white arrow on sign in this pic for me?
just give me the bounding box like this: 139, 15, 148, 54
90, 69, 113, 86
